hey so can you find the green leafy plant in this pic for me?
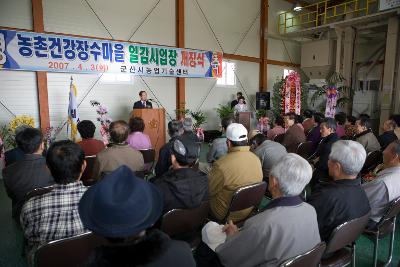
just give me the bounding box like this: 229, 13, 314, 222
175, 108, 190, 118
190, 111, 207, 129
215, 104, 234, 120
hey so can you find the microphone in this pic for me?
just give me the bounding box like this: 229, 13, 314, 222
148, 98, 155, 102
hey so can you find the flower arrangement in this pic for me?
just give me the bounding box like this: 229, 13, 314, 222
282, 72, 301, 115
90, 100, 112, 145
272, 78, 309, 118
0, 134, 4, 164
9, 115, 35, 132
0, 115, 36, 151
310, 72, 352, 113
257, 116, 270, 135
0, 124, 15, 150
43, 125, 62, 148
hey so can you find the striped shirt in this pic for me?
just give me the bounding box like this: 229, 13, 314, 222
20, 181, 87, 248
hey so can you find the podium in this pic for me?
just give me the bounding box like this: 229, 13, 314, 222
131, 108, 166, 157
237, 112, 252, 134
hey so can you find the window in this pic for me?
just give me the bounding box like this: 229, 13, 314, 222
100, 73, 132, 84
217, 61, 236, 86
284, 68, 294, 78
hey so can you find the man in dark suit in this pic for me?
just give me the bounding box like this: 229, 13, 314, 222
230, 92, 245, 108
2, 128, 54, 219
133, 90, 153, 109
308, 140, 370, 241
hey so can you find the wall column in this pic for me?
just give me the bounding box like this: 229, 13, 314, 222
32, 0, 50, 131
380, 17, 399, 122
259, 0, 268, 92
176, 0, 185, 119
342, 26, 355, 115
335, 28, 343, 73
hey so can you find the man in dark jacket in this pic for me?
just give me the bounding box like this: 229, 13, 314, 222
79, 166, 195, 267
308, 140, 371, 241
307, 112, 325, 153
152, 136, 207, 214
155, 120, 183, 176
182, 117, 200, 143
311, 118, 339, 185
2, 128, 54, 219
378, 120, 398, 150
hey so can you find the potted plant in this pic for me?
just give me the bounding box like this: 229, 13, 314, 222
190, 111, 207, 129
175, 108, 190, 119
216, 104, 234, 120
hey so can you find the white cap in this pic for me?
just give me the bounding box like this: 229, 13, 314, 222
201, 221, 226, 251
226, 123, 248, 142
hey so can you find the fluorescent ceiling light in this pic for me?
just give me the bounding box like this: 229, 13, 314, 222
294, 2, 302, 11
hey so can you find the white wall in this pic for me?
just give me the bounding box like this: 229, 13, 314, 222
0, 0, 300, 137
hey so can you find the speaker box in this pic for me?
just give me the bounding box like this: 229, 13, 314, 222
256, 92, 270, 110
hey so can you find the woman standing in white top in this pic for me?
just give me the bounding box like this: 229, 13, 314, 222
234, 96, 248, 115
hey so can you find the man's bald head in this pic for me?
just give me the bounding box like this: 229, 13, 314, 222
109, 120, 130, 144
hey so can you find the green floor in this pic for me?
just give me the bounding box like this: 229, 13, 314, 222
0, 144, 399, 266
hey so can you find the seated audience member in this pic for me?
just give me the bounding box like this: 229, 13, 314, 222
77, 120, 105, 156
182, 117, 200, 143
208, 123, 262, 222
152, 136, 207, 214
3, 128, 54, 219
93, 120, 144, 179
4, 125, 30, 166
282, 112, 306, 153
389, 114, 400, 139
79, 166, 196, 267
307, 112, 325, 153
20, 140, 87, 252
334, 112, 346, 138
363, 140, 400, 228
345, 115, 357, 138
267, 116, 285, 140
308, 140, 371, 241
214, 154, 320, 267
207, 117, 234, 163
359, 113, 370, 120
311, 118, 339, 183
250, 133, 287, 179
127, 117, 152, 150
295, 114, 304, 131
302, 109, 315, 134
354, 117, 381, 153
234, 96, 248, 114
155, 120, 184, 177
378, 120, 398, 150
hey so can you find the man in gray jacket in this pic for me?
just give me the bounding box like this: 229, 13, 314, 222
250, 133, 287, 179
215, 153, 320, 267
354, 117, 381, 153
363, 140, 400, 228
207, 117, 234, 163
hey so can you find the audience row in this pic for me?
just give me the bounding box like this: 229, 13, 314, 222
2, 110, 400, 266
